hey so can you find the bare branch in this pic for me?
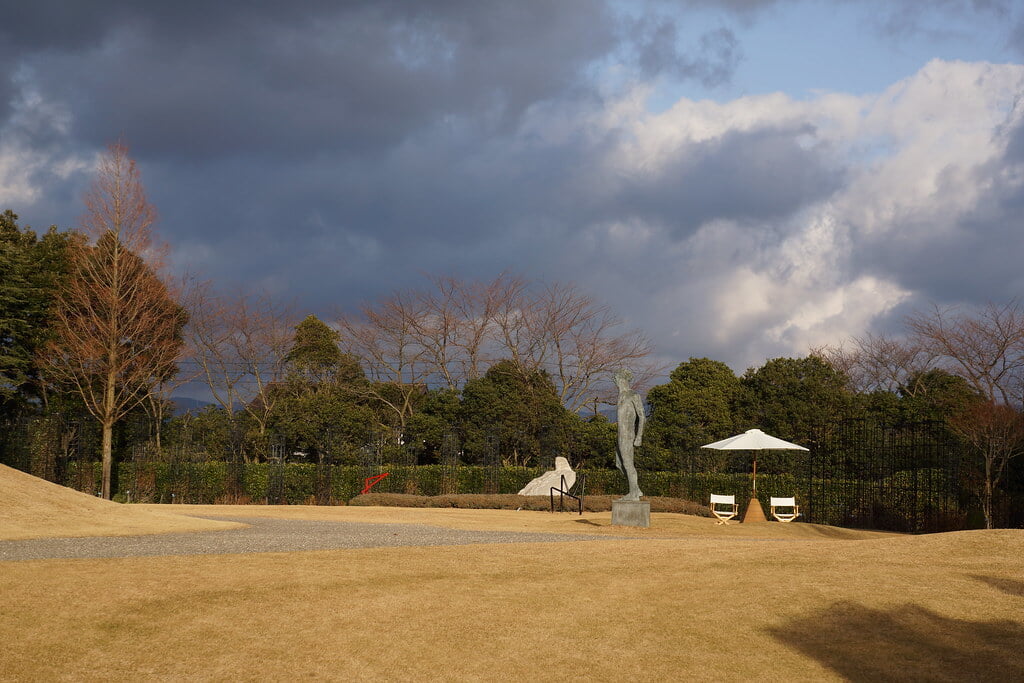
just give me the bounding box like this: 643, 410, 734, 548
336, 273, 655, 415
814, 333, 937, 394
906, 301, 1024, 405
184, 286, 296, 458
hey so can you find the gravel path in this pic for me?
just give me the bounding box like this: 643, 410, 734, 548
0, 516, 620, 561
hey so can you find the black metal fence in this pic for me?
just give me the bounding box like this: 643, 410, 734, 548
658, 418, 980, 532
801, 419, 968, 532
2, 414, 1019, 532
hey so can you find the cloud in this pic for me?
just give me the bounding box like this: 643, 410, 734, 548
835, 60, 1024, 303
2, 3, 1023, 377
633, 18, 741, 88
0, 77, 89, 222
603, 124, 845, 235
3, 2, 622, 161
866, 0, 1012, 42
561, 59, 1024, 370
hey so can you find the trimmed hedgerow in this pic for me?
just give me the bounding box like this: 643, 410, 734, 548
349, 492, 710, 516
95, 462, 959, 531
105, 462, 724, 506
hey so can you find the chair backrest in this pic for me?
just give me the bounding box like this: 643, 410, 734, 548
710, 494, 735, 506
770, 497, 795, 507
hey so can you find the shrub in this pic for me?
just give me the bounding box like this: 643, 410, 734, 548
349, 492, 710, 516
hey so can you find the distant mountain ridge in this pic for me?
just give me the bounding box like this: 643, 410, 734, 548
171, 397, 214, 416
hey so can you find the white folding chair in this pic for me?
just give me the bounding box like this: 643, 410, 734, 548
770, 496, 800, 523
710, 494, 739, 525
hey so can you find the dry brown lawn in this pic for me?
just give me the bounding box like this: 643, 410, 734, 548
137, 502, 897, 540
2, 467, 1023, 681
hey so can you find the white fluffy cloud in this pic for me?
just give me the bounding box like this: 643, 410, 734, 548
0, 80, 89, 221
571, 59, 1024, 372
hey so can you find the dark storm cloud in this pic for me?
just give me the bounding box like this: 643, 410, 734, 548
0, 0, 758, 300
1, 0, 842, 318
144, 115, 844, 306
1, 0, 654, 285
4, 1, 624, 161
602, 126, 844, 236
132, 112, 595, 310
634, 19, 741, 88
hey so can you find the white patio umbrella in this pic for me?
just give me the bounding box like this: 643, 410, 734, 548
701, 429, 809, 522
702, 428, 808, 492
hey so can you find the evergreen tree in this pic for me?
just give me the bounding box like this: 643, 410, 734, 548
0, 210, 73, 413
899, 369, 983, 423
271, 314, 374, 461
567, 413, 617, 469
645, 357, 740, 470
738, 355, 852, 447
459, 360, 572, 467
404, 388, 461, 464
286, 315, 356, 384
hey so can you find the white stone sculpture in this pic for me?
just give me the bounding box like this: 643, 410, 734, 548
517, 457, 576, 496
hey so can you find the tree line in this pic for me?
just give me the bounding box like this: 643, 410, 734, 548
1, 143, 657, 497
2, 142, 1021, 527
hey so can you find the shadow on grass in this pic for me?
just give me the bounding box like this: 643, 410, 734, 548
795, 523, 899, 539
767, 601, 1024, 680
971, 574, 1024, 598
573, 519, 604, 527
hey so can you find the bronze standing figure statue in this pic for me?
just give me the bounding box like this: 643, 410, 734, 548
614, 368, 645, 501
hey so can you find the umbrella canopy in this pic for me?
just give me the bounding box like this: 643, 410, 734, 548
701, 429, 809, 452
701, 429, 808, 495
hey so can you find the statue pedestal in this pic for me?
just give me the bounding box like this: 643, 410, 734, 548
612, 500, 650, 528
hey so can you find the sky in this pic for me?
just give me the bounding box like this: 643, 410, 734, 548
3, 0, 1024, 383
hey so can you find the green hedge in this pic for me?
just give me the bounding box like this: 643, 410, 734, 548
105, 463, 821, 509
111, 463, 557, 503
49, 461, 965, 532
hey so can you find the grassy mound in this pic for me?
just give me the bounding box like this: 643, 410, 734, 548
0, 464, 244, 540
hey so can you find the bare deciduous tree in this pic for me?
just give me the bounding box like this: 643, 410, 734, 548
224, 292, 294, 452
446, 273, 523, 383
949, 400, 1024, 529
336, 292, 428, 434
406, 273, 526, 389
814, 333, 937, 394
185, 284, 242, 419
821, 300, 1024, 528
515, 281, 655, 411
185, 287, 294, 460
906, 301, 1024, 406
338, 273, 656, 416
41, 141, 184, 499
